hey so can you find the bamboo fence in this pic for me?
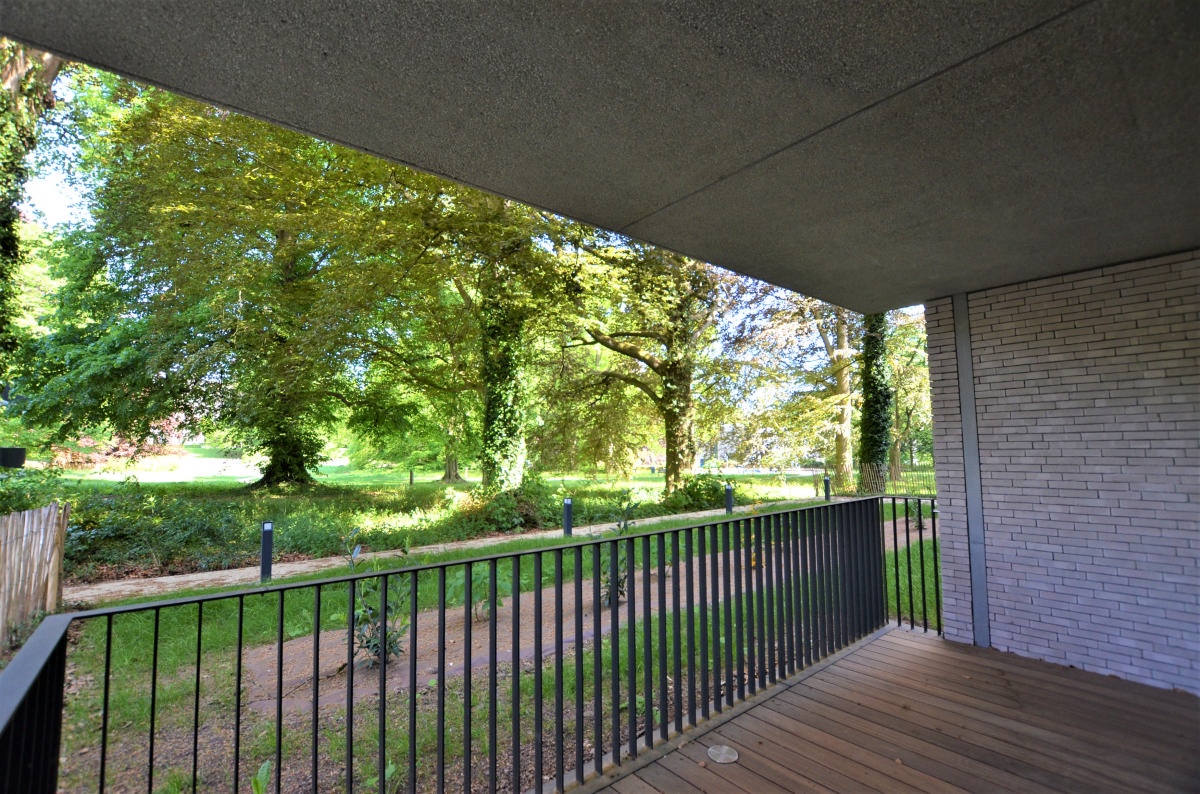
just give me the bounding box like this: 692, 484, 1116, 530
0, 502, 69, 651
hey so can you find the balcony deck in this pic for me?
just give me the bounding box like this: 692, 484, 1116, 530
580, 628, 1199, 793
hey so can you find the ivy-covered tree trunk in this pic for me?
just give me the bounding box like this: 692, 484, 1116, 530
831, 307, 854, 492
858, 312, 892, 493
479, 293, 527, 492
1, 44, 62, 356
660, 364, 696, 494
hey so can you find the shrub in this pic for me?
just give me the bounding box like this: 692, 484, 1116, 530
65, 478, 249, 578
0, 466, 62, 514
661, 474, 729, 512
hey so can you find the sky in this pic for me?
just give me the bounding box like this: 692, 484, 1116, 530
20, 169, 86, 228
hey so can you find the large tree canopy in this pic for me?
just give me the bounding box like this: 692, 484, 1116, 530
16, 77, 448, 483
568, 244, 732, 493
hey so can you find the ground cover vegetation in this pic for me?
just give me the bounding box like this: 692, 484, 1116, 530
1, 56, 935, 581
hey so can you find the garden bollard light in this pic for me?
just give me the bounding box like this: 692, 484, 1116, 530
824, 475, 831, 502
725, 482, 734, 514
260, 521, 274, 583
563, 497, 573, 537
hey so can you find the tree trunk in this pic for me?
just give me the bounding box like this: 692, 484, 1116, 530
479, 294, 526, 492
662, 401, 695, 494
831, 308, 854, 492
441, 450, 462, 482
254, 424, 318, 486
857, 312, 892, 494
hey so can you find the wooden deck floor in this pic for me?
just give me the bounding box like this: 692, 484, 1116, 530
580, 629, 1199, 793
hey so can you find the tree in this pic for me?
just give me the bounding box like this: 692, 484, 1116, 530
1, 41, 62, 360
887, 308, 932, 479
569, 244, 729, 493
857, 312, 892, 493
15, 76, 447, 484
728, 287, 861, 490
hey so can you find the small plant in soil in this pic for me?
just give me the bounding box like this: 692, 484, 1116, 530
600, 493, 637, 606
345, 532, 409, 668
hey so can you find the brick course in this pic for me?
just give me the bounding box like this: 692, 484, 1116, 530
927, 251, 1199, 693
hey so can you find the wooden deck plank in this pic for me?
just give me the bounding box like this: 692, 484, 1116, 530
764, 688, 1052, 792
828, 650, 1195, 788
796, 672, 1096, 791
673, 739, 798, 794
842, 644, 1196, 767
812, 659, 1179, 791
702, 720, 897, 793
859, 633, 1198, 738
580, 630, 1200, 794
741, 699, 966, 794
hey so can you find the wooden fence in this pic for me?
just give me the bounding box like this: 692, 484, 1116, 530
0, 503, 69, 651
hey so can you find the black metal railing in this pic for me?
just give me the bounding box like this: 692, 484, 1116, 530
0, 496, 941, 793
883, 495, 941, 634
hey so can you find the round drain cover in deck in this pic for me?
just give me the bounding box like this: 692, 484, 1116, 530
707, 745, 739, 764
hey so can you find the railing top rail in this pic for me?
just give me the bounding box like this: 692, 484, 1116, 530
58, 497, 885, 622
0, 613, 71, 732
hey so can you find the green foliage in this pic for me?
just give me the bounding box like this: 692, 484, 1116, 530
660, 474, 728, 512
345, 538, 409, 668
249, 761, 272, 794
0, 465, 61, 514
65, 478, 249, 577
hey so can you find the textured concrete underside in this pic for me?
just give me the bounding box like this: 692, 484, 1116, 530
2, 1, 1197, 311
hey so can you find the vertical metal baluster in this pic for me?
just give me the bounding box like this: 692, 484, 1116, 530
511, 556, 521, 790
407, 572, 418, 793
555, 550, 565, 793
275, 592, 284, 794
671, 531, 683, 735
99, 615, 113, 794
463, 564, 473, 794
844, 503, 857, 641
891, 497, 900, 626
488, 561, 498, 794
191, 602, 203, 794
626, 536, 637, 760
932, 499, 942, 634
592, 544, 604, 779
573, 546, 585, 787
759, 517, 773, 686
657, 533, 669, 742
436, 569, 446, 794
721, 522, 734, 708
533, 554, 543, 789
917, 499, 929, 632
642, 534, 654, 747
347, 581, 356, 794
732, 520, 746, 702
311, 585, 321, 794
905, 498, 915, 629
607, 540, 620, 770
698, 526, 710, 721
800, 510, 813, 668
813, 507, 826, 659
684, 529, 695, 728
148, 608, 161, 794
234, 596, 245, 794
379, 576, 390, 794
782, 511, 797, 676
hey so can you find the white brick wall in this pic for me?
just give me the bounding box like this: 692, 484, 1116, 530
927, 252, 1199, 693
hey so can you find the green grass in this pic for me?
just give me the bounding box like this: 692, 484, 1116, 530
885, 539, 941, 630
